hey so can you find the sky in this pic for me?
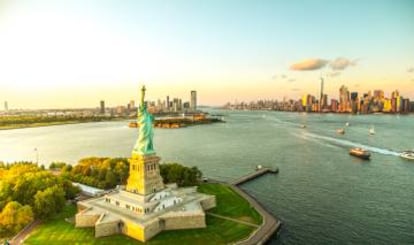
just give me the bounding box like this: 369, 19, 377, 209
0, 0, 414, 109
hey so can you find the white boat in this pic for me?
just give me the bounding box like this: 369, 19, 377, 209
336, 128, 345, 134
345, 122, 350, 127
369, 126, 375, 135
300, 124, 307, 128
400, 151, 414, 161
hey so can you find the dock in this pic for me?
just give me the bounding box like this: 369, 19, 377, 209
232, 167, 279, 186
226, 166, 281, 245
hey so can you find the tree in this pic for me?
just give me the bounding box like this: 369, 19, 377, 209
0, 201, 33, 236
105, 170, 117, 189
33, 185, 65, 219
160, 163, 202, 187
61, 179, 80, 200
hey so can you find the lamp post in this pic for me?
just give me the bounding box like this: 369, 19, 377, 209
34, 148, 39, 165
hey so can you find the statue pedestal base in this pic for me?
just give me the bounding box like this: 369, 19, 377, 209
126, 154, 165, 196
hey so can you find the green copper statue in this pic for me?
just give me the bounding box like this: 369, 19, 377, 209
132, 85, 155, 155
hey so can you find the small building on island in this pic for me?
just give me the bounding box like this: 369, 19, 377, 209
75, 86, 216, 242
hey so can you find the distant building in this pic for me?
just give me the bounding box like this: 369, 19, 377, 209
116, 106, 126, 115
166, 96, 170, 112
183, 102, 190, 111
319, 78, 324, 111
402, 98, 410, 113
321, 94, 328, 110
190, 90, 197, 111
339, 85, 351, 112
410, 102, 414, 112
4, 101, 8, 111
350, 92, 358, 114
331, 99, 338, 112
100, 100, 105, 114
129, 100, 135, 109
301, 94, 307, 107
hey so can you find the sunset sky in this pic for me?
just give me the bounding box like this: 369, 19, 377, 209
1, 0, 414, 109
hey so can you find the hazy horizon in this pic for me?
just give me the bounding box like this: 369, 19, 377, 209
1, 0, 414, 109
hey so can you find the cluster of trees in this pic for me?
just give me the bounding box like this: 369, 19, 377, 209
0, 158, 203, 237
61, 157, 130, 189
0, 162, 79, 237
160, 163, 202, 187
62, 158, 202, 189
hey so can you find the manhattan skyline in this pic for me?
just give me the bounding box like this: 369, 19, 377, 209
1, 0, 414, 109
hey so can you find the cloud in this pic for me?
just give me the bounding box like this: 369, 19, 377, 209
407, 67, 414, 73
271, 75, 277, 80
329, 57, 357, 70
288, 78, 296, 82
281, 74, 287, 79
327, 71, 341, 77
290, 58, 328, 71
291, 88, 301, 91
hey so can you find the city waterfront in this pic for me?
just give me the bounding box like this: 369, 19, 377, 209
1, 110, 414, 244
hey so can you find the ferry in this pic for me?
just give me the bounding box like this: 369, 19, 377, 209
128, 121, 138, 128
349, 147, 371, 160
336, 128, 345, 134
400, 151, 414, 161
369, 126, 375, 135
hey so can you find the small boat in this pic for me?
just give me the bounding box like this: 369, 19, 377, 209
128, 122, 138, 128
400, 151, 414, 161
345, 122, 350, 127
336, 128, 345, 134
300, 124, 307, 128
369, 126, 375, 135
349, 148, 371, 160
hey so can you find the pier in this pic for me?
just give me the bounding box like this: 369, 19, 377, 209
232, 167, 279, 186
214, 166, 281, 245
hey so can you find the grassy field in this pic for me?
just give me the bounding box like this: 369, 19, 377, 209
24, 183, 260, 245
198, 183, 262, 225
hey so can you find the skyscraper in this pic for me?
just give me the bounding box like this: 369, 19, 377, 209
319, 77, 324, 111
350, 92, 358, 113
100, 100, 105, 114
129, 100, 135, 109
4, 101, 8, 111
166, 96, 170, 112
190, 90, 197, 112
339, 85, 350, 112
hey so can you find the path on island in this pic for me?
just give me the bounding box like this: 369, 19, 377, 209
9, 220, 41, 245
230, 184, 281, 245
206, 212, 259, 228
207, 169, 281, 245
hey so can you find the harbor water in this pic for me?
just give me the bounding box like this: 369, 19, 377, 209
1, 110, 414, 244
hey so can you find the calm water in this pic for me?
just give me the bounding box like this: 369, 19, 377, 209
1, 110, 414, 244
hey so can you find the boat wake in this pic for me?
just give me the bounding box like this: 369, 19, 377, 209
296, 132, 400, 156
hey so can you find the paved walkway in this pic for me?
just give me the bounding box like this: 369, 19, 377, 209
206, 212, 259, 228
230, 184, 281, 245
10, 220, 41, 245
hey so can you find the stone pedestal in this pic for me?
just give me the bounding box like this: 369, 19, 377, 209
126, 154, 164, 196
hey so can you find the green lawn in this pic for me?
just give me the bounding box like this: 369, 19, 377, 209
24, 183, 260, 245
198, 183, 262, 225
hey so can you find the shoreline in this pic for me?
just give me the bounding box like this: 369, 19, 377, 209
208, 167, 281, 244
0, 118, 128, 131
221, 109, 414, 115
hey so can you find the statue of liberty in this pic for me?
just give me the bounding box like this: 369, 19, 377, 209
132, 86, 155, 155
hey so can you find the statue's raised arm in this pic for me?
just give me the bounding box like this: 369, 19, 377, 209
140, 86, 146, 110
